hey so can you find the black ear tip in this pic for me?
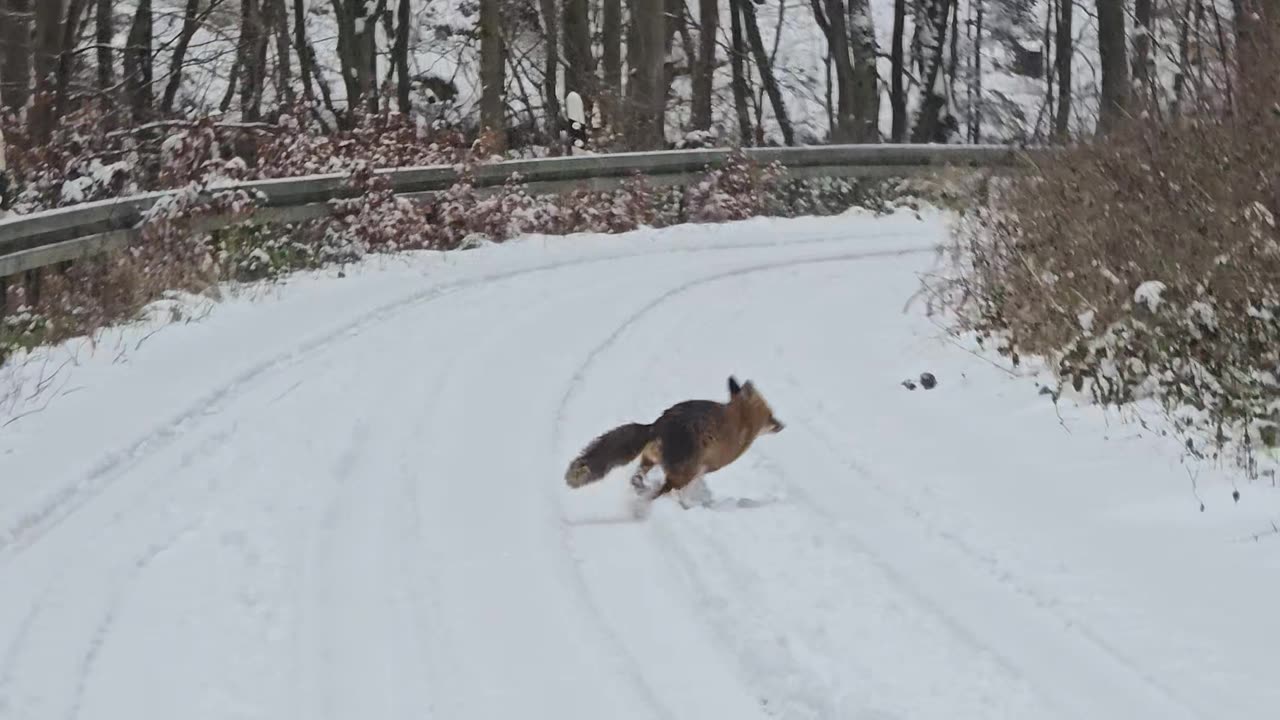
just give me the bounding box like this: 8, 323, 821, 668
728, 376, 741, 394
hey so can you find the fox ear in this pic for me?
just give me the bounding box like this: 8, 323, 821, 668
728, 376, 741, 396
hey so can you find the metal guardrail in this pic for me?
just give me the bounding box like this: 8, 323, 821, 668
0, 143, 1031, 278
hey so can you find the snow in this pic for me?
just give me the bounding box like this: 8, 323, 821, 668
1134, 280, 1168, 311
119, 0, 1140, 146
1, 211, 1278, 720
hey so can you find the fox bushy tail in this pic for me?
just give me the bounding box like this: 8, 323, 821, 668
564, 422, 653, 488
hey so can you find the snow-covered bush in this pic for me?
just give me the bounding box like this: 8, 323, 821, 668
931, 33, 1280, 471
684, 151, 787, 223
255, 109, 470, 179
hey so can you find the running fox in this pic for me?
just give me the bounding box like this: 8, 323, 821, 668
564, 376, 784, 506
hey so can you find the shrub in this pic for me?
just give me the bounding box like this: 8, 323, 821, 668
928, 22, 1280, 472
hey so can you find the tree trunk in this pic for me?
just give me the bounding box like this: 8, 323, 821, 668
691, 0, 717, 130
394, 0, 411, 112
30, 0, 62, 142
848, 0, 880, 141
627, 0, 666, 148
563, 0, 592, 120
479, 0, 507, 150
96, 0, 113, 94
1231, 0, 1279, 100
1, 0, 32, 114
811, 0, 849, 140
123, 0, 153, 123
358, 0, 382, 113
238, 0, 266, 121
890, 0, 907, 141
1053, 0, 1072, 139
163, 0, 205, 113
294, 0, 318, 104
536, 0, 559, 142
734, 0, 793, 144
969, 0, 983, 141
909, 0, 954, 142
729, 0, 753, 143
660, 0, 684, 106
332, 0, 374, 115
1096, 0, 1129, 134
601, 0, 622, 129
274, 0, 295, 107
53, 0, 89, 121
1133, 0, 1152, 98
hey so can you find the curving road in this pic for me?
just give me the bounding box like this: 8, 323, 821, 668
1, 213, 1276, 720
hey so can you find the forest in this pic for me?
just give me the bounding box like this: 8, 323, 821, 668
0, 0, 1260, 164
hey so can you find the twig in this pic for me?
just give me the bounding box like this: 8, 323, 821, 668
1187, 465, 1205, 511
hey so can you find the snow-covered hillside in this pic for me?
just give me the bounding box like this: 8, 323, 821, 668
1, 212, 1276, 719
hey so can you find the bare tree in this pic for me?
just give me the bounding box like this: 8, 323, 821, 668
537, 0, 560, 140
333, 0, 380, 114
123, 0, 154, 123
890, 0, 907, 140
163, 0, 207, 113
294, 0, 321, 107
810, 0, 851, 139
601, 0, 622, 129
272, 0, 295, 107
96, 0, 113, 94
691, 0, 717, 131
910, 0, 955, 142
628, 0, 667, 148
1, 0, 33, 114
237, 0, 267, 121
1133, 0, 1153, 97
480, 0, 507, 149
1230, 0, 1279, 102
735, 0, 794, 144
394, 0, 411, 112
729, 0, 753, 142
848, 0, 880, 141
968, 0, 983, 141
564, 0, 592, 118
1096, 0, 1129, 134
52, 0, 90, 121
1054, 0, 1072, 138
30, 0, 63, 141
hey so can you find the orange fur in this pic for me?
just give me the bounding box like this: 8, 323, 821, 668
564, 376, 784, 508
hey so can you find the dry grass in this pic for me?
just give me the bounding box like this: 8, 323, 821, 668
930, 19, 1280, 470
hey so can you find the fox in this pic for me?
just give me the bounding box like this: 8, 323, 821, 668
564, 376, 784, 509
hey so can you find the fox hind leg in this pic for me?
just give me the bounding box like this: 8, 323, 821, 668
629, 442, 662, 494
629, 457, 655, 493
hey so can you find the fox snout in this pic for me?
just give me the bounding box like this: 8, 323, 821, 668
768, 417, 785, 433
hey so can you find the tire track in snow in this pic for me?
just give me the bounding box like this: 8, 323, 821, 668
0, 225, 930, 720
551, 242, 938, 447
0, 231, 875, 566
551, 254, 1202, 720
0, 419, 242, 720
550, 242, 940, 718
774, 386, 1204, 720
413, 272, 680, 720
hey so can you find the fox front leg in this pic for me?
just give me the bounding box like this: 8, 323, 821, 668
674, 474, 711, 509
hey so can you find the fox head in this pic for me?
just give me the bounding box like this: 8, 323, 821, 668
728, 376, 785, 435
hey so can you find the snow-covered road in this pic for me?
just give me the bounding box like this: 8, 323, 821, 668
1, 212, 1277, 720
